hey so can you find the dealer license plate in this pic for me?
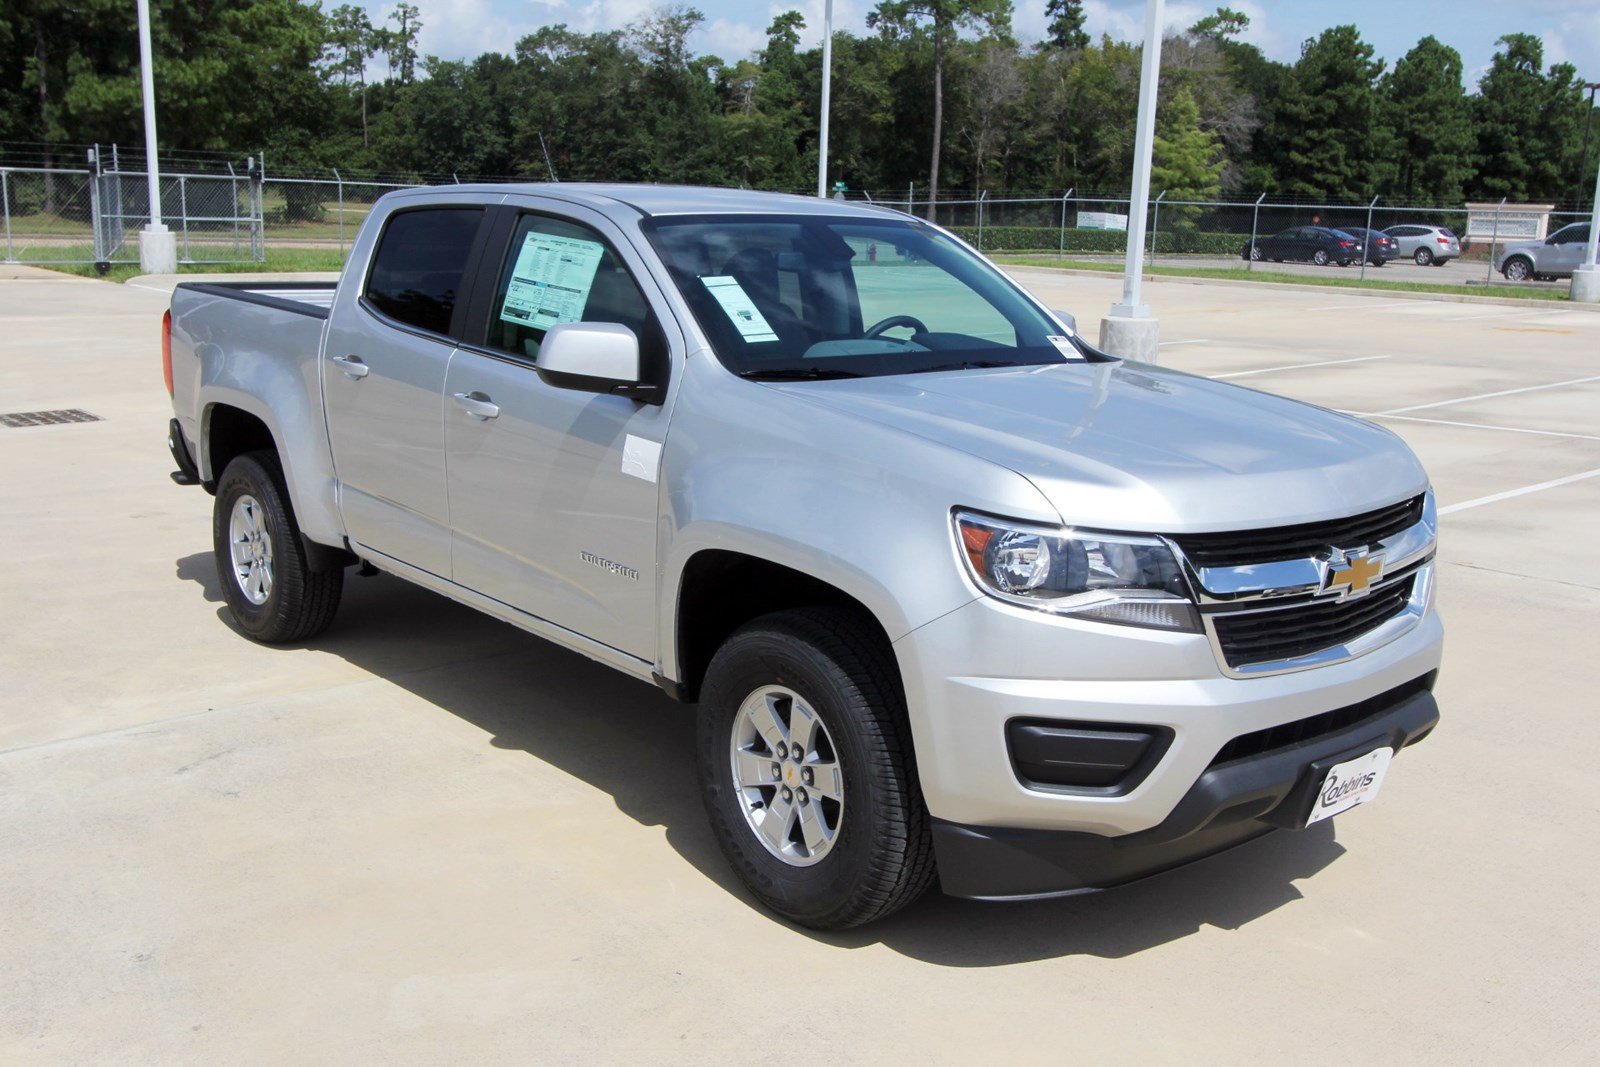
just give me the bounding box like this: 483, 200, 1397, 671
1305, 747, 1393, 826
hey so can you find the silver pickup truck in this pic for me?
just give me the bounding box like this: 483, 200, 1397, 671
163, 184, 1442, 929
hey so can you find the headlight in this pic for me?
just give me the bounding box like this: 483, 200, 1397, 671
954, 510, 1199, 632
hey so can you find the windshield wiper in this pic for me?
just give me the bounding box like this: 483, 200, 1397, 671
739, 366, 864, 381
908, 359, 1019, 374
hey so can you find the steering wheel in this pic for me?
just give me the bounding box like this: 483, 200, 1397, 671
863, 314, 930, 339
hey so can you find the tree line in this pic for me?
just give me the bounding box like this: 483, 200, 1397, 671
2, 0, 1596, 209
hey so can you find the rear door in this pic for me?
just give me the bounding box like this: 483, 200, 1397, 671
443, 200, 681, 660
323, 204, 489, 576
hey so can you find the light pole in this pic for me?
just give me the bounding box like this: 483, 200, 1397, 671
1572, 126, 1600, 303
136, 0, 175, 272
815, 0, 834, 198
1099, 0, 1165, 362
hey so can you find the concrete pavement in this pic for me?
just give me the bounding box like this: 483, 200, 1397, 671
2, 266, 1597, 1062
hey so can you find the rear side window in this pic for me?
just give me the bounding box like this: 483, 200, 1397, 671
365, 208, 484, 335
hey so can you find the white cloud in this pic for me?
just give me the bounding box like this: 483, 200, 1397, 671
702, 18, 767, 61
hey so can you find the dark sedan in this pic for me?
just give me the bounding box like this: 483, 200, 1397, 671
1338, 227, 1395, 265
1241, 226, 1365, 267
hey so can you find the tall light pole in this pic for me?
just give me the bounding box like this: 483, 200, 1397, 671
1572, 109, 1600, 303
815, 0, 834, 198
1099, 0, 1164, 361
136, 0, 176, 272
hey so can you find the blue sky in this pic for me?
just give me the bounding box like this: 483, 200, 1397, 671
349, 0, 1600, 87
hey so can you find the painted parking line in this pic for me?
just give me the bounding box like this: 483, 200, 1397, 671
1440, 467, 1600, 516
1370, 413, 1600, 442
1366, 374, 1600, 416
1211, 355, 1388, 379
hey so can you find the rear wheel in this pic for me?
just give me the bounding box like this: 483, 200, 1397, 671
213, 451, 343, 643
696, 608, 935, 929
1414, 247, 1434, 266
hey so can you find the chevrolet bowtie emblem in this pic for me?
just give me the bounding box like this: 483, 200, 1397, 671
1320, 548, 1385, 600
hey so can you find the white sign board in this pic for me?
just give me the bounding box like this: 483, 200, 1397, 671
1078, 211, 1128, 232
499, 232, 606, 331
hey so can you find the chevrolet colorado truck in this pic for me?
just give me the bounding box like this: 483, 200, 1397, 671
163, 185, 1443, 929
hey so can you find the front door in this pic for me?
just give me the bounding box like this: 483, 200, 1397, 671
324, 205, 487, 576
444, 203, 678, 660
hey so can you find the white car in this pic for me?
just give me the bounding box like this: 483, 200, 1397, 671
1382, 224, 1460, 266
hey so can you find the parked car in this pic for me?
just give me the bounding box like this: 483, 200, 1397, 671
164, 185, 1442, 929
1495, 222, 1593, 281
1241, 226, 1365, 266
1339, 227, 1396, 266
1383, 224, 1460, 266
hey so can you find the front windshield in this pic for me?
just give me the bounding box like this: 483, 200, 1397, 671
641, 214, 1083, 379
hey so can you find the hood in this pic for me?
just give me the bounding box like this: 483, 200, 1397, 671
769, 361, 1428, 534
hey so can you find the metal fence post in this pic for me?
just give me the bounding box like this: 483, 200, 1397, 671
1, 169, 11, 262
1360, 194, 1378, 281
908, 182, 914, 214
1248, 192, 1265, 271
1059, 188, 1073, 255
333, 168, 345, 256
977, 189, 988, 251
179, 175, 189, 261
1486, 197, 1504, 285
1150, 190, 1165, 264
226, 162, 239, 254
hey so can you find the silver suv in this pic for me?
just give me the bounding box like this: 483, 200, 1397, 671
1382, 224, 1460, 266
1496, 222, 1592, 281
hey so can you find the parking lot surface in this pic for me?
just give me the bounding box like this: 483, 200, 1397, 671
1034, 251, 1569, 291
2, 265, 1597, 1062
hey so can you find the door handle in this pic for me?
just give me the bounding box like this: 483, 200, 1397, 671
452, 391, 500, 420
331, 354, 369, 380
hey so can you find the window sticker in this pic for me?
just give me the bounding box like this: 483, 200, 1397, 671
1046, 335, 1083, 358
701, 276, 779, 343
499, 231, 607, 331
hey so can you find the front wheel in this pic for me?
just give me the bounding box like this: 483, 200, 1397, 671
1248, 246, 1262, 261
1312, 249, 1330, 266
696, 608, 935, 929
1502, 257, 1532, 282
213, 451, 343, 643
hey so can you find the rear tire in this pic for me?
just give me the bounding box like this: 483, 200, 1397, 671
696, 607, 935, 929
213, 451, 343, 644
1414, 247, 1434, 266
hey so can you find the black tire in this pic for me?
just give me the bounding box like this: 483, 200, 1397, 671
212, 451, 343, 644
1502, 257, 1532, 282
1312, 249, 1330, 266
1414, 247, 1433, 266
696, 607, 935, 929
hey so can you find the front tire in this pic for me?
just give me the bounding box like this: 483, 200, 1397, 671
1502, 257, 1532, 282
213, 451, 343, 643
1312, 249, 1330, 266
696, 608, 935, 929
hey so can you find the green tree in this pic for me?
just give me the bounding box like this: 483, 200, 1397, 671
1382, 36, 1472, 203
1043, 0, 1087, 52
385, 3, 423, 85
1472, 34, 1591, 202
1188, 7, 1249, 42
1151, 87, 1222, 223
868, 0, 1012, 217
325, 5, 377, 147
1268, 25, 1391, 199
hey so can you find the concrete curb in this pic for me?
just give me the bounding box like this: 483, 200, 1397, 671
999, 262, 1600, 312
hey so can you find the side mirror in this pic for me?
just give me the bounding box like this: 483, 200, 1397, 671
535, 321, 661, 403
1052, 309, 1078, 335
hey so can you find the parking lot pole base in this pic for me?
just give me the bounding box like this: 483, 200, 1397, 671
1570, 264, 1600, 304
139, 225, 177, 274
1100, 307, 1160, 363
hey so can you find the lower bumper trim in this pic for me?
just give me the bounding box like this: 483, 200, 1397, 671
934, 682, 1440, 901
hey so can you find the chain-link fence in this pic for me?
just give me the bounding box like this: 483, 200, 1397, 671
5, 152, 1591, 288
1, 154, 264, 267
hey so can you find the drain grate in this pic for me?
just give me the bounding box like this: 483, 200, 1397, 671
1, 409, 104, 428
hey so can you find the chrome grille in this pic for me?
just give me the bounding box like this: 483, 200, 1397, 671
1174, 494, 1425, 567
1208, 574, 1417, 670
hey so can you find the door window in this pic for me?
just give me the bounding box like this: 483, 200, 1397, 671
364, 208, 484, 335
487, 214, 659, 362
1550, 224, 1589, 245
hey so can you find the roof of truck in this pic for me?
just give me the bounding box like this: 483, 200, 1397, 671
409, 182, 905, 220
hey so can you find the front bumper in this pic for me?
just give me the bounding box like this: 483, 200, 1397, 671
932, 678, 1438, 899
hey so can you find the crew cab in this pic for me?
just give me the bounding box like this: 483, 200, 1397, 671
164, 185, 1443, 929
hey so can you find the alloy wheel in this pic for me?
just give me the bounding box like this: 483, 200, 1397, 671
729, 685, 845, 867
